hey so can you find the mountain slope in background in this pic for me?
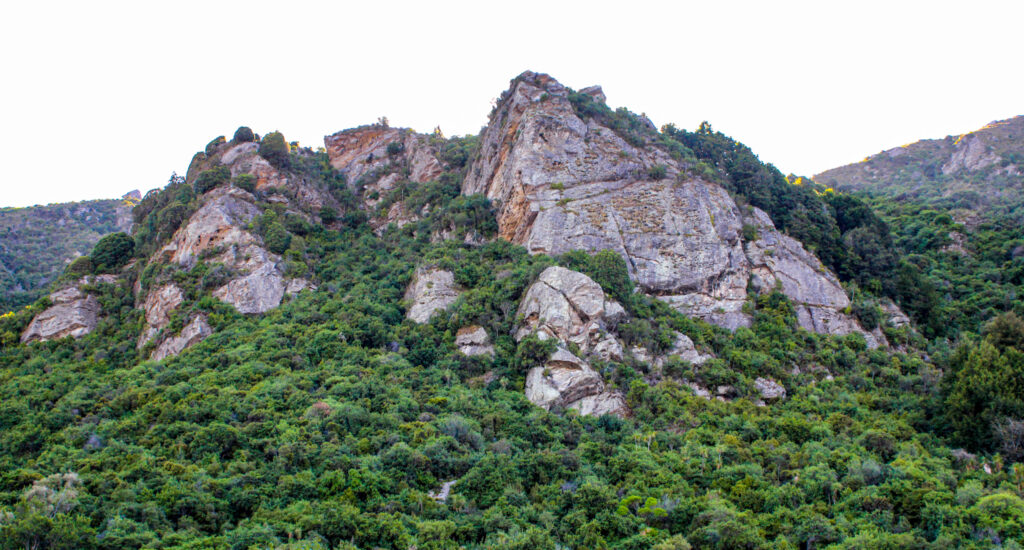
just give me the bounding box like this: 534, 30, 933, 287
0, 196, 135, 311
815, 115, 1024, 209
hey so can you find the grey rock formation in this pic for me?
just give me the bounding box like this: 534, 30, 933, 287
525, 348, 627, 417
151, 315, 212, 361
324, 125, 443, 209
516, 266, 626, 353
404, 268, 460, 323
464, 72, 869, 340
138, 284, 184, 348
516, 266, 629, 417
21, 281, 100, 343
155, 186, 292, 315
754, 377, 786, 401
455, 325, 494, 357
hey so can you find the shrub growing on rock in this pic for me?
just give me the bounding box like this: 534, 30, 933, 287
67, 256, 94, 276
233, 173, 257, 194
92, 232, 135, 272
194, 166, 231, 194
232, 126, 255, 143
259, 131, 290, 168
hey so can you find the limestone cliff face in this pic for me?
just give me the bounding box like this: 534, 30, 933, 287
404, 268, 461, 323
466, 72, 868, 338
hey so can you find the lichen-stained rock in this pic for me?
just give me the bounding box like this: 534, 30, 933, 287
404, 268, 460, 323
137, 284, 184, 348
21, 282, 100, 343
754, 377, 786, 401
455, 325, 494, 357
151, 315, 212, 361
324, 125, 443, 189
516, 266, 626, 352
211, 245, 285, 314
465, 72, 870, 340
525, 348, 627, 417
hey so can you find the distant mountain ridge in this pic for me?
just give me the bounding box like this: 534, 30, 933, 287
0, 195, 135, 311
815, 115, 1024, 208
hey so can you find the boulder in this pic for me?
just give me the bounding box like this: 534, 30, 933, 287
404, 268, 460, 323
754, 377, 786, 401
155, 186, 296, 315
516, 266, 626, 352
455, 325, 494, 357
151, 315, 212, 361
21, 282, 100, 343
525, 348, 627, 417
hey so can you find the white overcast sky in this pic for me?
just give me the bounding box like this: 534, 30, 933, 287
1, 0, 1021, 207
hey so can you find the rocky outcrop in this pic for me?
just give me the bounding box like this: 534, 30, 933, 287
465, 72, 868, 339
516, 266, 628, 417
525, 348, 627, 417
455, 326, 494, 357
138, 284, 184, 348
151, 315, 212, 361
155, 186, 292, 315
754, 377, 786, 402
516, 266, 626, 352
324, 126, 443, 207
404, 268, 460, 323
21, 281, 101, 343
741, 207, 872, 341
219, 141, 335, 212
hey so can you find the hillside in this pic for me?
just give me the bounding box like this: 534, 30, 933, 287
1, 74, 1024, 549
0, 196, 135, 312
815, 115, 1024, 210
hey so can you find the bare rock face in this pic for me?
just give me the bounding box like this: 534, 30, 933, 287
525, 348, 627, 417
138, 284, 184, 348
404, 268, 460, 323
455, 325, 494, 357
516, 266, 629, 417
21, 281, 101, 343
151, 315, 212, 361
516, 266, 626, 353
466, 72, 868, 339
324, 126, 443, 200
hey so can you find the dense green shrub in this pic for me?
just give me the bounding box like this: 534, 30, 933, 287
264, 222, 291, 254
194, 166, 231, 194
66, 256, 94, 276
233, 173, 257, 193
91, 232, 135, 271
259, 131, 290, 168
232, 126, 255, 143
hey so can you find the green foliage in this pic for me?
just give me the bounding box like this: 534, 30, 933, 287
259, 131, 290, 168
263, 222, 292, 255
66, 256, 94, 277
90, 232, 134, 272
233, 173, 257, 194
232, 126, 255, 143
194, 166, 231, 194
